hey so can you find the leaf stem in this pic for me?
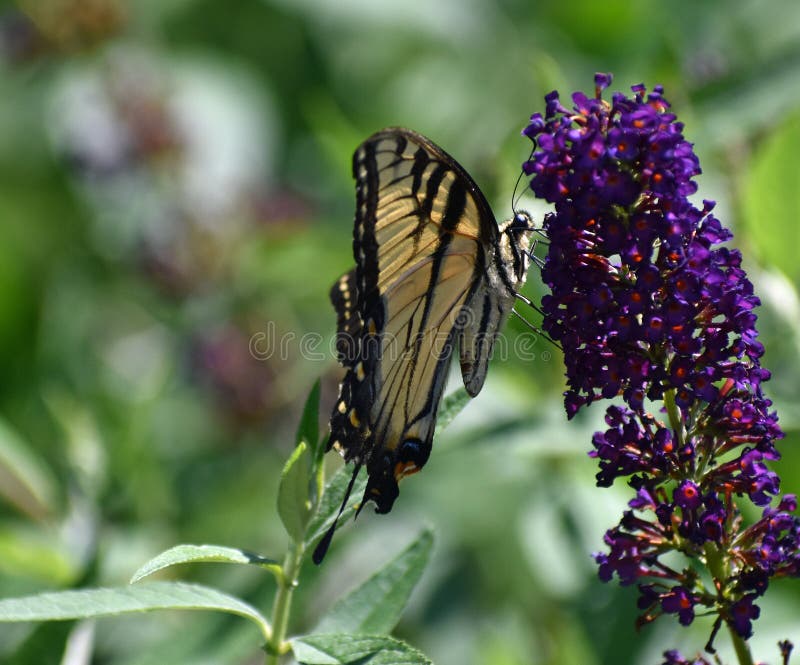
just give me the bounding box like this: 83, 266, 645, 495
265, 541, 305, 665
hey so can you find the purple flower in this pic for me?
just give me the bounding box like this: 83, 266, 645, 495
660, 651, 713, 665
523, 75, 795, 652
661, 586, 696, 626
673, 481, 701, 510
729, 594, 760, 639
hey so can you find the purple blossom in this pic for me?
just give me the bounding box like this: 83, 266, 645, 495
661, 586, 696, 626
660, 651, 713, 665
673, 481, 701, 510
523, 75, 796, 652
780, 641, 794, 664
729, 594, 760, 639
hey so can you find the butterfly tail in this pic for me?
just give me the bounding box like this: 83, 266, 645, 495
312, 461, 362, 565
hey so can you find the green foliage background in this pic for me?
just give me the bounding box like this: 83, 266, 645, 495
1, 0, 799, 663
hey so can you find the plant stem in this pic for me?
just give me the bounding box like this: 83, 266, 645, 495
265, 541, 305, 665
663, 388, 685, 449
727, 622, 755, 665
703, 543, 754, 665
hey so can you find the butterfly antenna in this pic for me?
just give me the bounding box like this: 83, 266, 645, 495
511, 144, 536, 213
312, 461, 363, 565
511, 169, 526, 214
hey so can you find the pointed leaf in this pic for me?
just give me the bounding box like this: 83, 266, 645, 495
297, 380, 322, 457
304, 465, 366, 550
315, 529, 433, 635
435, 388, 471, 432
291, 634, 431, 665
0, 581, 271, 641
278, 441, 313, 542
130, 544, 281, 583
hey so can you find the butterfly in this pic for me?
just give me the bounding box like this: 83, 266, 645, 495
313, 127, 534, 564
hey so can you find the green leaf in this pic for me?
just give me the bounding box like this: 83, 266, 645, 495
278, 441, 313, 542
291, 634, 432, 665
0, 581, 271, 641
435, 388, 471, 432
304, 465, 367, 550
0, 526, 77, 584
130, 544, 281, 584
743, 113, 800, 283
0, 417, 57, 520
297, 379, 322, 457
315, 529, 433, 635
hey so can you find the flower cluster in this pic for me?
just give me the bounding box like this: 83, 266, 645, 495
523, 74, 797, 652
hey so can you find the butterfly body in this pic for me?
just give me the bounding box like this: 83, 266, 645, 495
315, 128, 532, 563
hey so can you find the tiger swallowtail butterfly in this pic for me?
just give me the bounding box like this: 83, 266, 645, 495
314, 127, 533, 564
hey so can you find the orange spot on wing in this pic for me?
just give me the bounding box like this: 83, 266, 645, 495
394, 461, 419, 481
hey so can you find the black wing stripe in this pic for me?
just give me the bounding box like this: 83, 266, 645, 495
375, 257, 472, 442
413, 178, 466, 333
407, 346, 453, 429
380, 176, 470, 428
470, 291, 496, 375
418, 163, 450, 220
330, 269, 361, 363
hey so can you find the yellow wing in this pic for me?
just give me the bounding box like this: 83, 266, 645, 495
329, 127, 499, 506
314, 128, 532, 564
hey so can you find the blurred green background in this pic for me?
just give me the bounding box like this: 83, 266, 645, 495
1, 0, 799, 663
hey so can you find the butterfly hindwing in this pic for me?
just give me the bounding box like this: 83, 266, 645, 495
460, 215, 536, 396
458, 287, 504, 397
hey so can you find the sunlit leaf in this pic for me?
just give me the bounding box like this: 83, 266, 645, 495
303, 465, 367, 551
0, 582, 271, 641
291, 634, 432, 665
278, 441, 313, 542
297, 379, 322, 458
130, 544, 281, 583
315, 529, 433, 635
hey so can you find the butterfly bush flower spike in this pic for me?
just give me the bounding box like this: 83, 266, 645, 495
523, 74, 798, 662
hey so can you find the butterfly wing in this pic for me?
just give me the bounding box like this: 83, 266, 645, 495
328, 128, 502, 511
330, 269, 360, 365
315, 129, 533, 565
458, 213, 533, 397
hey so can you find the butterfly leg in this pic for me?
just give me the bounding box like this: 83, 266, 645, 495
511, 300, 562, 351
